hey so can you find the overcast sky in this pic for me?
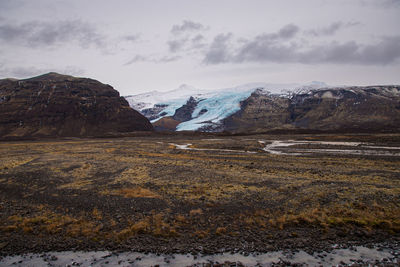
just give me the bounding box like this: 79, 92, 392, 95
0, 0, 399, 95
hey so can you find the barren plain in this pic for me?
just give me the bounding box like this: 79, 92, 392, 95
0, 134, 399, 258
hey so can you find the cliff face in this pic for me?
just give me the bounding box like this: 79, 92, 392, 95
289, 87, 400, 131
0, 73, 153, 138
223, 89, 293, 132
224, 86, 400, 133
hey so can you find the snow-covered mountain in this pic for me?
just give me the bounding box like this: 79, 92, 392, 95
125, 84, 206, 111
124, 82, 329, 131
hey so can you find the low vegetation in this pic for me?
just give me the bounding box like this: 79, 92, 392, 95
0, 134, 399, 254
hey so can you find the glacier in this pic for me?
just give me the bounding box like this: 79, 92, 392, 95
176, 84, 262, 131
125, 81, 329, 131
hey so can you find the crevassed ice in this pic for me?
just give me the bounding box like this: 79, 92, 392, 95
176, 89, 254, 131
150, 98, 189, 123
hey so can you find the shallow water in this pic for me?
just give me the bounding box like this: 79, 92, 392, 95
0, 245, 398, 266
170, 140, 400, 156
260, 140, 400, 156
169, 143, 256, 154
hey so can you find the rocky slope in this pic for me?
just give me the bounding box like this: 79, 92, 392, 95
0, 73, 152, 138
224, 86, 400, 133
223, 89, 292, 132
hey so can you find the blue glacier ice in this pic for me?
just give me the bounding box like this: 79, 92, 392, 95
150, 98, 188, 123
176, 85, 260, 131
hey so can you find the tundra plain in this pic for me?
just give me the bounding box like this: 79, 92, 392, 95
0, 134, 399, 256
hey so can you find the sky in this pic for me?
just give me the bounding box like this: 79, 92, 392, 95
0, 0, 399, 95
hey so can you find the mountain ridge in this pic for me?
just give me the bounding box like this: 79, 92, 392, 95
125, 82, 330, 131
125, 83, 400, 133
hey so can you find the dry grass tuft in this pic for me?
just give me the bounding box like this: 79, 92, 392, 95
175, 214, 187, 223
117, 213, 178, 240
1, 210, 104, 237
189, 208, 203, 216
0, 157, 36, 171
116, 187, 160, 198
193, 230, 209, 239
92, 208, 102, 220
215, 227, 227, 235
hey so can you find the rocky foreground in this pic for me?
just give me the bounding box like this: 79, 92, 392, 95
0, 134, 399, 264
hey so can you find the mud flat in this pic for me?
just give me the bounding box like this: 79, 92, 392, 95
0, 134, 399, 264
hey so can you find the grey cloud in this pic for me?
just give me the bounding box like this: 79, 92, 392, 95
167, 34, 206, 53
191, 34, 206, 49
171, 20, 207, 35
0, 65, 85, 79
204, 24, 299, 64
192, 34, 205, 43
203, 33, 233, 64
234, 36, 298, 63
362, 0, 400, 7
307, 22, 360, 37
0, 0, 21, 10
158, 55, 181, 63
168, 20, 209, 53
0, 20, 105, 48
171, 21, 308, 60
167, 38, 187, 53
358, 0, 400, 8
203, 28, 400, 65
278, 24, 300, 39
124, 54, 181, 65
290, 36, 400, 65
124, 55, 148, 65
255, 24, 300, 42
349, 36, 400, 64
122, 34, 140, 42
385, 0, 400, 5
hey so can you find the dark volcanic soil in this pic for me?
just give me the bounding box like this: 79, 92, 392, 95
0, 134, 399, 256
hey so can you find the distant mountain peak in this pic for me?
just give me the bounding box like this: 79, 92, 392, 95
305, 81, 329, 89
168, 84, 199, 95
22, 72, 78, 82
178, 83, 195, 89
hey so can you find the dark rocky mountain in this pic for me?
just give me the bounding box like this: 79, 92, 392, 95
172, 96, 199, 122
0, 72, 153, 138
141, 104, 169, 121
224, 86, 400, 133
